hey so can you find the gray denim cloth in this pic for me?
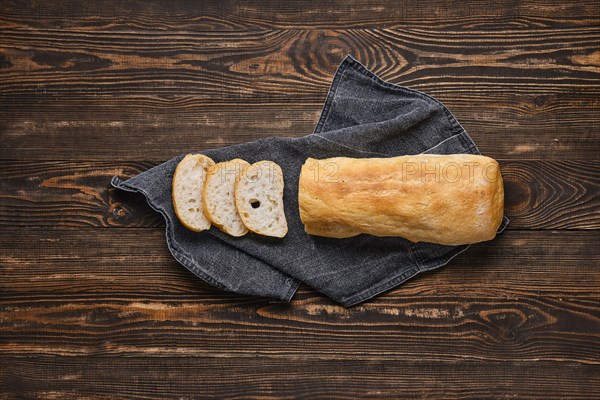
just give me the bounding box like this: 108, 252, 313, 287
112, 55, 508, 306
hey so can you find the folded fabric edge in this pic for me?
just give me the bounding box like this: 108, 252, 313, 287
110, 176, 300, 302
313, 54, 355, 134
339, 243, 472, 307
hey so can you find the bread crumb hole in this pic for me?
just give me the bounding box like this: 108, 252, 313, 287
250, 199, 260, 209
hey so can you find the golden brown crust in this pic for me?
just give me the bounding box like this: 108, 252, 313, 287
298, 154, 504, 245
201, 163, 216, 226
303, 222, 360, 239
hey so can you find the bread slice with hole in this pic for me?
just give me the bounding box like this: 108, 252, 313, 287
172, 154, 215, 232
235, 161, 288, 238
202, 159, 250, 237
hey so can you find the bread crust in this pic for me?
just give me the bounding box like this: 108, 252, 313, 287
298, 154, 504, 245
172, 154, 215, 232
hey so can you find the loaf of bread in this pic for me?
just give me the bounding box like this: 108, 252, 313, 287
298, 154, 504, 245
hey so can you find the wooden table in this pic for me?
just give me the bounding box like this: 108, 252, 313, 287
1, 1, 599, 398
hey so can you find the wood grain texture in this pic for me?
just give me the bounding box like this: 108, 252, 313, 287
2, 0, 599, 30
0, 160, 598, 229
2, 27, 598, 98
1, 229, 598, 364
2, 27, 599, 160
4, 291, 595, 363
2, 230, 598, 300
2, 94, 599, 161
2, 356, 599, 400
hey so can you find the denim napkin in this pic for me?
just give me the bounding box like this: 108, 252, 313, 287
112, 55, 508, 306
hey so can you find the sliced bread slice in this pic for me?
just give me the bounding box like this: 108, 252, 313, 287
172, 154, 215, 232
235, 161, 288, 238
202, 159, 250, 237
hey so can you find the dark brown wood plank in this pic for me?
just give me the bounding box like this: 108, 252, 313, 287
2, 230, 597, 299
2, 356, 599, 400
0, 160, 597, 229
1, 292, 598, 363
2, 27, 598, 160
2, 28, 597, 99
2, 93, 599, 160
503, 160, 600, 229
1, 230, 598, 363
2, 0, 599, 30
0, 102, 322, 161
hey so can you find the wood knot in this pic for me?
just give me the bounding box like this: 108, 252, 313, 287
112, 205, 126, 218
534, 95, 548, 107
480, 308, 528, 343
503, 174, 534, 215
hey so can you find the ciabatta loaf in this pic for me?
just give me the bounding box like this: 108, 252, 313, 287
172, 154, 215, 232
298, 154, 504, 245
203, 159, 250, 237
235, 161, 288, 238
